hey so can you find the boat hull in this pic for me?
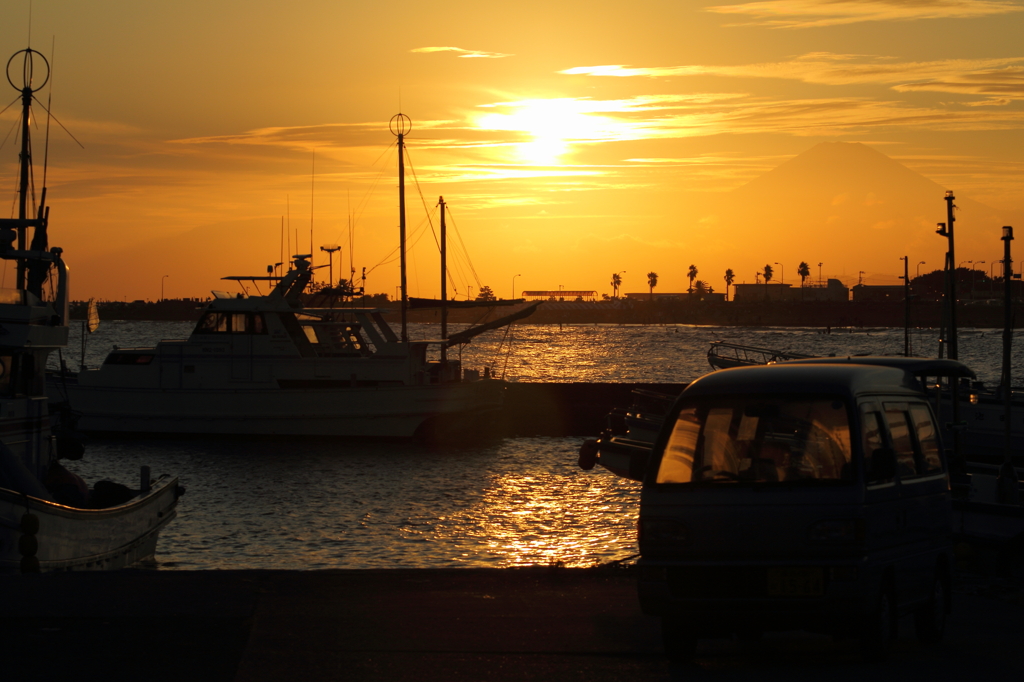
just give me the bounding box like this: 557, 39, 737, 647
0, 476, 180, 573
52, 378, 505, 438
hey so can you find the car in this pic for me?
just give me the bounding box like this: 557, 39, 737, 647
637, 362, 954, 661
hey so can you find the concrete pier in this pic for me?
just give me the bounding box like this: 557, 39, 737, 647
3, 564, 1022, 681
502, 382, 687, 436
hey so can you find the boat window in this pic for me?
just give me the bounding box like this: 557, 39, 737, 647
909, 404, 943, 474
231, 313, 248, 333
251, 313, 267, 334
195, 312, 229, 334
656, 397, 852, 485
302, 325, 319, 344
883, 406, 918, 478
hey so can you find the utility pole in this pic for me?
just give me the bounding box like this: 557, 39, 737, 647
900, 257, 909, 356
939, 191, 958, 359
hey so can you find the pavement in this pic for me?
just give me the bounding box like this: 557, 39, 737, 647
3, 560, 1023, 682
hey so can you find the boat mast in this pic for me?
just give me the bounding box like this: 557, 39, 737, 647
11, 49, 48, 290
391, 113, 411, 343
439, 196, 448, 364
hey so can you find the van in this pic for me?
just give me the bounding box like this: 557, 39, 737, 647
637, 362, 954, 661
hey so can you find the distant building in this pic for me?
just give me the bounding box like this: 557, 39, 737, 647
623, 291, 726, 303
852, 284, 906, 302
733, 279, 849, 302
623, 292, 686, 301
522, 290, 598, 302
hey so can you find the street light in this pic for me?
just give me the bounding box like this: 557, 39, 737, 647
512, 273, 521, 300
320, 244, 341, 289
817, 262, 823, 286
774, 262, 784, 285
917, 261, 925, 278
161, 274, 169, 302
991, 260, 1003, 295
973, 261, 985, 296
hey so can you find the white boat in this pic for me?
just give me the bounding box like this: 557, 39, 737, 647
50, 258, 516, 438
0, 47, 181, 573
49, 114, 531, 439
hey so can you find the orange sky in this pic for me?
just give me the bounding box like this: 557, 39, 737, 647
2, 1, 1023, 301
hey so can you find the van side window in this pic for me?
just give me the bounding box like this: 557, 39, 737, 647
657, 406, 699, 483
862, 411, 890, 484
883, 407, 918, 478
909, 404, 943, 474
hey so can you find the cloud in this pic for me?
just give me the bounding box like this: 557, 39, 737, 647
411, 46, 512, 59
705, 0, 1023, 29
562, 54, 1024, 101
892, 65, 1024, 100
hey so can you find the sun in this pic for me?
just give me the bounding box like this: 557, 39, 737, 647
474, 98, 608, 166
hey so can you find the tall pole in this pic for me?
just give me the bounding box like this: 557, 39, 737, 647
439, 196, 448, 365
945, 191, 958, 360
1002, 227, 1014, 456
391, 114, 411, 343
901, 257, 910, 356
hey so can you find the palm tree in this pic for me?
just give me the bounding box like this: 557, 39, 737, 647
798, 261, 810, 300
647, 271, 658, 301
724, 268, 735, 301
687, 264, 698, 294
694, 280, 708, 295
764, 264, 774, 300
610, 272, 622, 298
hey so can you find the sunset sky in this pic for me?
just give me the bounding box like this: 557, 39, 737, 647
1, 1, 1023, 301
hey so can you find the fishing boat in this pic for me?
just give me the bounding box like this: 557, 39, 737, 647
48, 115, 535, 439
0, 47, 181, 573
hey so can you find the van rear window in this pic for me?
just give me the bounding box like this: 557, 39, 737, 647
656, 397, 852, 484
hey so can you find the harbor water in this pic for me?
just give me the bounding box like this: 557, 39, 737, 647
55, 321, 1024, 570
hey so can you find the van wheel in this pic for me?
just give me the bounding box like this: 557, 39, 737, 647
662, 616, 698, 663
914, 573, 947, 643
860, 584, 897, 661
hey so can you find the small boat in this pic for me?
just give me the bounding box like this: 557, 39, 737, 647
706, 341, 812, 370
0, 47, 181, 573
48, 116, 534, 440
578, 387, 678, 480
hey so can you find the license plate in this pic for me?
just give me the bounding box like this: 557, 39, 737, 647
767, 567, 824, 597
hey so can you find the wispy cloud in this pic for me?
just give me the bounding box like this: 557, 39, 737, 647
706, 0, 1023, 29
562, 54, 1024, 101
411, 46, 512, 59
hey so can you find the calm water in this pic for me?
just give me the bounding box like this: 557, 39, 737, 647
56, 321, 1023, 570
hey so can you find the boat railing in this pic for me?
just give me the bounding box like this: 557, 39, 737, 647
708, 341, 813, 368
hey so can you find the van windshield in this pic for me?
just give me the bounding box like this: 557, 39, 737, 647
656, 397, 853, 484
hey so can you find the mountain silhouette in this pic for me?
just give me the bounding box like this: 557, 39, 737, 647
695, 142, 1021, 280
